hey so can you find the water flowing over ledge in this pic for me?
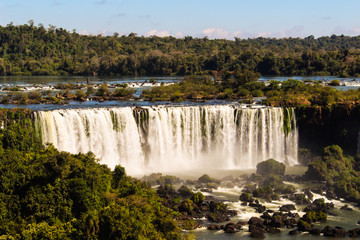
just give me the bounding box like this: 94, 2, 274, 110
34, 105, 298, 175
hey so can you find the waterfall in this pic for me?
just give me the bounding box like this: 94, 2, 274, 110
35, 105, 298, 175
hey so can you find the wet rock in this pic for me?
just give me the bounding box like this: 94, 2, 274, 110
348, 228, 360, 237
256, 205, 266, 213
266, 227, 280, 234
177, 185, 193, 198
340, 204, 353, 211
325, 190, 337, 200
241, 202, 248, 206
248, 217, 264, 226
292, 193, 311, 205
297, 220, 312, 232
256, 159, 286, 177
239, 192, 254, 202
270, 214, 284, 228
309, 228, 321, 235
224, 223, 239, 233
249, 226, 265, 238
279, 204, 296, 212
235, 221, 247, 228
207, 224, 221, 230
260, 212, 271, 220
288, 230, 299, 235
284, 218, 298, 228
201, 188, 213, 193
243, 183, 257, 193
303, 198, 334, 213
206, 212, 229, 223
323, 226, 347, 237
304, 189, 314, 201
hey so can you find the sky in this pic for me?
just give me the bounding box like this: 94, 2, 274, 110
1, 0, 360, 39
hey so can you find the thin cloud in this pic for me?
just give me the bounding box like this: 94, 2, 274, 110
145, 30, 171, 37
80, 29, 109, 36
332, 26, 360, 36
321, 16, 332, 20
201, 26, 305, 39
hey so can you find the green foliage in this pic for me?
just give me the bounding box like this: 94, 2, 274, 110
262, 174, 283, 187
0, 108, 182, 239
190, 192, 205, 205
304, 145, 360, 202
328, 79, 340, 86
252, 185, 273, 198
198, 174, 218, 183
256, 159, 286, 177
2, 23, 360, 78
302, 211, 327, 223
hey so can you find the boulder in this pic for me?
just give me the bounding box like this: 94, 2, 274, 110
340, 204, 353, 211
207, 224, 221, 230
248, 217, 264, 226
235, 221, 247, 228
266, 227, 280, 234
309, 228, 321, 235
250, 227, 265, 238
270, 215, 284, 228
256, 205, 266, 213
206, 212, 229, 223
256, 159, 286, 177
288, 230, 298, 235
260, 212, 271, 220
284, 218, 298, 228
348, 228, 360, 238
279, 204, 296, 212
322, 226, 347, 237
239, 192, 254, 202
304, 189, 314, 201
224, 223, 238, 233
297, 220, 312, 232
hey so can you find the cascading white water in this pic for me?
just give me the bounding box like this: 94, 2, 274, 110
35, 105, 298, 175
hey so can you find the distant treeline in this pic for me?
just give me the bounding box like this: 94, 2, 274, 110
1, 22, 360, 76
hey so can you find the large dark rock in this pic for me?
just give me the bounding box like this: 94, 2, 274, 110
297, 220, 312, 232
248, 217, 264, 226
249, 227, 265, 238
304, 189, 314, 201
206, 212, 229, 223
304, 198, 334, 213
340, 204, 353, 211
279, 204, 296, 212
284, 218, 298, 228
288, 230, 298, 235
266, 227, 280, 234
207, 224, 221, 230
256, 205, 266, 213
270, 215, 284, 228
256, 159, 286, 177
260, 212, 271, 220
309, 228, 321, 235
223, 223, 239, 233
323, 226, 347, 237
235, 221, 247, 228
348, 228, 360, 238
239, 192, 254, 202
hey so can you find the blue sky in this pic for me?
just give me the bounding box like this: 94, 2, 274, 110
1, 0, 360, 39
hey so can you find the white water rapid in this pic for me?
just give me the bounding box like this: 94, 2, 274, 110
35, 105, 298, 175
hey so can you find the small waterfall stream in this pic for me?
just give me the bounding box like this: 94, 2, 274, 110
35, 105, 298, 175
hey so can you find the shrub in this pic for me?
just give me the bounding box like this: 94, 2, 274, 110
256, 159, 286, 177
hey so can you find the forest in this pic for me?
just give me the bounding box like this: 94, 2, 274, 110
0, 108, 184, 239
1, 22, 360, 77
